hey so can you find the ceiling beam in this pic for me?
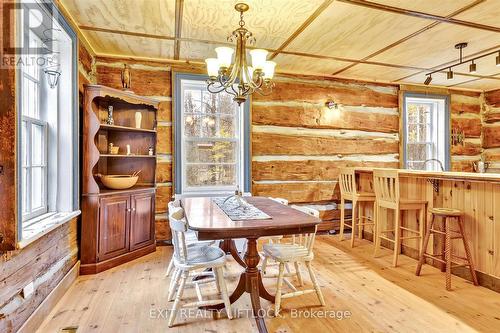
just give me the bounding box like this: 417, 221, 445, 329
336, 0, 500, 33
79, 25, 175, 41
447, 72, 500, 88
173, 0, 184, 60
331, 0, 486, 75
269, 0, 333, 60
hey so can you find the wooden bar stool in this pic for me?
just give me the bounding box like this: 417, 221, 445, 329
416, 207, 479, 291
339, 168, 377, 247
373, 169, 427, 267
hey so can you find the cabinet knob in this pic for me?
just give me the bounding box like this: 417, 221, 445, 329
132, 208, 136, 212
127, 208, 131, 212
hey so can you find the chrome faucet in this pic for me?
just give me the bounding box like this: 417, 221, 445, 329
424, 159, 445, 171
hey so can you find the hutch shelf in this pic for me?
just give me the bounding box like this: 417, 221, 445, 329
81, 84, 159, 275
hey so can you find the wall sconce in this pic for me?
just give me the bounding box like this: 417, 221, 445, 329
44, 67, 61, 89
325, 100, 338, 110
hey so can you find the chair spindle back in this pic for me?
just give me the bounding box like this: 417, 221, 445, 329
373, 169, 400, 208
339, 168, 357, 196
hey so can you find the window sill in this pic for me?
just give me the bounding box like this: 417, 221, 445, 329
18, 210, 81, 249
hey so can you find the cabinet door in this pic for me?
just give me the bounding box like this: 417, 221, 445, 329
130, 192, 155, 250
98, 195, 130, 261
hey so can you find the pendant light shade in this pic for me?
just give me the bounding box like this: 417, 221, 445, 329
215, 47, 234, 68
469, 61, 477, 73
249, 49, 268, 70
447, 68, 454, 80
205, 58, 220, 78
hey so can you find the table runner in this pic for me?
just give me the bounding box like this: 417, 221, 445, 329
213, 197, 271, 221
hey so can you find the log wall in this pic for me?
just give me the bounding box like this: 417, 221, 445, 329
449, 89, 483, 172
483, 89, 500, 172
0, 219, 78, 333
252, 74, 400, 203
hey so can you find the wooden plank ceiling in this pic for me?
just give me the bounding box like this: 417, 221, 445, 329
60, 0, 500, 91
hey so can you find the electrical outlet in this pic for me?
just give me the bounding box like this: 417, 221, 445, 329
21, 282, 35, 299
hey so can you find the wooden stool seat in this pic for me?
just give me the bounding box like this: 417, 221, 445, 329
416, 207, 478, 291
339, 168, 377, 248
400, 198, 428, 205
429, 207, 463, 217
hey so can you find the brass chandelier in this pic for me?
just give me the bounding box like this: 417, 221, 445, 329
205, 3, 276, 105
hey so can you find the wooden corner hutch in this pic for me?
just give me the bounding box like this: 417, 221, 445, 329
81, 84, 159, 275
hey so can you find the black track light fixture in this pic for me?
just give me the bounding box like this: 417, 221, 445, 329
447, 68, 454, 80
469, 60, 477, 73
424, 75, 432, 85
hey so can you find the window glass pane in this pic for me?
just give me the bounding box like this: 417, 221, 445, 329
31, 166, 44, 209
22, 168, 28, 213
28, 79, 38, 118
200, 116, 217, 137
407, 143, 429, 163
22, 121, 28, 166
186, 164, 237, 187
218, 94, 237, 115
31, 123, 44, 165
22, 77, 30, 116
186, 141, 236, 164
184, 89, 202, 113
219, 115, 236, 137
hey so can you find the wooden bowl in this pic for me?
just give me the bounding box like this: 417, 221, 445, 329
100, 175, 138, 190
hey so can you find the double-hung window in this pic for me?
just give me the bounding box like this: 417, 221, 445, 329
403, 93, 450, 171
174, 74, 250, 196
21, 30, 48, 221
17, 0, 79, 244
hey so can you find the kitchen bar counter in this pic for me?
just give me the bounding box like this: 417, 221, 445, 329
354, 167, 500, 183
352, 167, 500, 289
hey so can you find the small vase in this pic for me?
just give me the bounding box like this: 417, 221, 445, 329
135, 112, 142, 129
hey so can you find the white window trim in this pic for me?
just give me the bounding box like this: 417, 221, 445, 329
404, 94, 449, 171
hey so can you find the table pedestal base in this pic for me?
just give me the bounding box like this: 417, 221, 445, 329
202, 237, 274, 333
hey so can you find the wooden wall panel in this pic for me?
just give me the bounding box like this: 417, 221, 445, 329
156, 126, 172, 154
252, 103, 399, 133
252, 132, 398, 156
485, 89, 500, 107
254, 79, 398, 108
450, 91, 483, 172
482, 89, 500, 169
252, 182, 339, 203
482, 125, 500, 149
252, 160, 398, 181
451, 117, 482, 138
0, 63, 17, 252
155, 185, 172, 214
0, 220, 78, 333
96, 65, 170, 97
156, 162, 172, 183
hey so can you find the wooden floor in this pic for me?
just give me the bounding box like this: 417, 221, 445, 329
37, 236, 500, 333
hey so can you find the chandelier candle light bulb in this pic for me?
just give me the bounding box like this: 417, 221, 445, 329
205, 3, 275, 105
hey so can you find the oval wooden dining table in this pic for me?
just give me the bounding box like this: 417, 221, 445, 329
181, 196, 321, 333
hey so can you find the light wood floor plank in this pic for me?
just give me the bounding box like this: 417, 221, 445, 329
37, 236, 500, 333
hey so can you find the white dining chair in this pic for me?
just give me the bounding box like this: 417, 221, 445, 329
165, 200, 214, 277
261, 204, 325, 316
167, 206, 232, 327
